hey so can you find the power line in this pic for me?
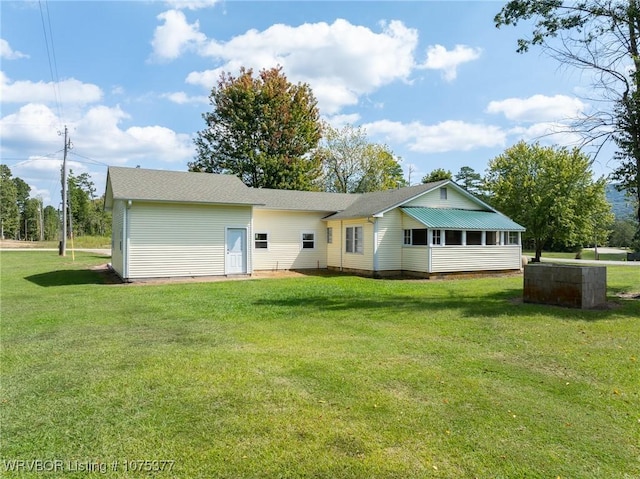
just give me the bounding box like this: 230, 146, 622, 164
38, 0, 63, 123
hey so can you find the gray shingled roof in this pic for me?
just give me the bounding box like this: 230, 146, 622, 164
326, 180, 449, 219
105, 167, 260, 208
105, 168, 467, 217
253, 188, 358, 212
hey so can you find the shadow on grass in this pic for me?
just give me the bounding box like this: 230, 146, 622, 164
25, 267, 119, 287
252, 288, 639, 320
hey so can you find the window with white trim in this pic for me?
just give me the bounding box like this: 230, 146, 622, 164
467, 231, 482, 245
346, 226, 363, 253
486, 231, 497, 245
403, 228, 428, 245
327, 227, 333, 244
431, 229, 442, 245
301, 232, 315, 250
507, 231, 519, 245
445, 230, 463, 245
440, 187, 448, 200
403, 229, 411, 245
254, 232, 268, 249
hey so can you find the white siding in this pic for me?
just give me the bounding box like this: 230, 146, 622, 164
110, 200, 125, 278
341, 219, 373, 271
326, 219, 373, 271
127, 202, 251, 279
405, 187, 482, 210
375, 210, 403, 271
431, 245, 522, 273
252, 209, 327, 270
402, 247, 429, 273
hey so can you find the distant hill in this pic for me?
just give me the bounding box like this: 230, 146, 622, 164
606, 184, 635, 219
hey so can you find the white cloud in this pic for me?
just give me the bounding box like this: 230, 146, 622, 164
324, 113, 362, 129
364, 119, 506, 153
0, 72, 102, 105
162, 91, 208, 104
0, 39, 28, 60
508, 122, 584, 147
151, 9, 207, 61
164, 0, 219, 10
486, 94, 587, 122
181, 18, 420, 114
420, 44, 481, 81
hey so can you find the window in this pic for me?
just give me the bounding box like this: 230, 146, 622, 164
440, 187, 448, 200
507, 231, 519, 245
302, 232, 315, 249
327, 227, 333, 244
346, 226, 363, 253
467, 231, 482, 245
486, 231, 497, 245
431, 229, 442, 245
254, 232, 268, 249
445, 230, 463, 245
403, 229, 428, 246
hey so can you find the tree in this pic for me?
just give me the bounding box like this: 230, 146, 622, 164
609, 217, 638, 246
486, 141, 614, 262
43, 205, 60, 241
315, 124, 406, 193
455, 166, 483, 195
64, 171, 110, 238
190, 66, 322, 190
0, 165, 19, 239
495, 0, 640, 239
13, 176, 30, 240
421, 168, 452, 183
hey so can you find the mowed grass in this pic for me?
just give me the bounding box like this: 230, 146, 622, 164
1, 252, 639, 478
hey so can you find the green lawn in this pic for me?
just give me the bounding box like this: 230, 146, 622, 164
1, 252, 639, 478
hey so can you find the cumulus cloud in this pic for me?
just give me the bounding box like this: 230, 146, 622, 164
486, 94, 587, 122
508, 122, 584, 147
161, 91, 208, 104
420, 44, 482, 81
0, 72, 102, 105
2, 103, 193, 168
178, 18, 420, 114
0, 39, 28, 60
164, 0, 219, 10
364, 119, 506, 153
151, 9, 207, 61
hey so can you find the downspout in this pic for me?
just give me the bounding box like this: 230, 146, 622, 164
368, 217, 379, 274
123, 200, 131, 280
340, 220, 343, 272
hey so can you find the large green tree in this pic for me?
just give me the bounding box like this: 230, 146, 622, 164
486, 141, 613, 262
495, 0, 640, 239
0, 165, 19, 239
190, 66, 322, 190
315, 124, 406, 193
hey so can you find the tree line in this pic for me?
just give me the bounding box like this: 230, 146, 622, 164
0, 164, 110, 242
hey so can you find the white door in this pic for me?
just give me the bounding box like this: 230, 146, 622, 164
226, 228, 247, 274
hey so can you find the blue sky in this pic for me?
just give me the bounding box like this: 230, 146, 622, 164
1, 1, 611, 208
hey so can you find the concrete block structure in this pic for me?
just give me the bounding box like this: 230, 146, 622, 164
523, 264, 607, 309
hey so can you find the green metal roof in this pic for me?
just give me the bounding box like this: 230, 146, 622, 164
402, 207, 525, 231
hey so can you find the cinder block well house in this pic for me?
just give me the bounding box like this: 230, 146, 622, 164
104, 166, 525, 281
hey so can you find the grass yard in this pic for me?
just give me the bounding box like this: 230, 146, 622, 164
1, 252, 639, 478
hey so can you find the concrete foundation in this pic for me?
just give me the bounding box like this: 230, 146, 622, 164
523, 264, 607, 309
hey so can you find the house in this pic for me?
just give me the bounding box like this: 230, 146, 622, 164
104, 166, 525, 281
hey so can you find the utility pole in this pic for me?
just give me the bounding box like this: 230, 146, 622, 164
60, 125, 69, 256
